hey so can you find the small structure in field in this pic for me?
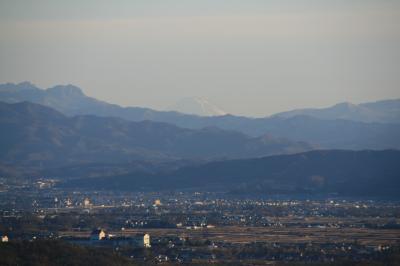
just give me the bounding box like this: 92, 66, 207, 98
90, 229, 106, 241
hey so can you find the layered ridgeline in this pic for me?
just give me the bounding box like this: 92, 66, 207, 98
0, 101, 311, 170
273, 100, 400, 123
1, 82, 400, 150
64, 150, 400, 197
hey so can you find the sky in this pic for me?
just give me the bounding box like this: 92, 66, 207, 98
0, 0, 399, 117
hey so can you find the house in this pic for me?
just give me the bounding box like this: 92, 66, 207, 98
121, 233, 151, 248
154, 199, 162, 206
144, 233, 151, 248
83, 198, 91, 207
90, 229, 106, 241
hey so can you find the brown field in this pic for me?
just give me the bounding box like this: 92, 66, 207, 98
61, 225, 400, 246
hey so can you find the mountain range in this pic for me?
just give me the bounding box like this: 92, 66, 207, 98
274, 100, 400, 123
0, 101, 311, 171
1, 82, 399, 150
1, 82, 399, 197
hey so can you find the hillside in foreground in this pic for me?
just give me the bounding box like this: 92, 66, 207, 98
64, 149, 400, 198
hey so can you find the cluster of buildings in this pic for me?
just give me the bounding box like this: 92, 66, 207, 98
66, 228, 151, 248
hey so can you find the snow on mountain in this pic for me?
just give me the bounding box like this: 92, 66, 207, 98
167, 97, 227, 116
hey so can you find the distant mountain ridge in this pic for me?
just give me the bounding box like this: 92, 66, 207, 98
0, 101, 312, 171
274, 100, 400, 123
1, 82, 400, 150
1, 82, 399, 123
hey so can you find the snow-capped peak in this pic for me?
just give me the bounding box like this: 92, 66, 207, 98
167, 97, 227, 117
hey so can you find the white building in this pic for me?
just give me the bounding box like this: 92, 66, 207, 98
83, 198, 91, 207
143, 233, 151, 248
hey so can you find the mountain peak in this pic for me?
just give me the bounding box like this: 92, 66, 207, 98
0, 81, 40, 92
46, 84, 85, 97
332, 102, 358, 109
167, 97, 227, 117
17, 81, 36, 87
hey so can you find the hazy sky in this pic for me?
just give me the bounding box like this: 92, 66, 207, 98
0, 0, 399, 117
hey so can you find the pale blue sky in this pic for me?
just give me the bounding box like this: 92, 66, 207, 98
0, 0, 399, 116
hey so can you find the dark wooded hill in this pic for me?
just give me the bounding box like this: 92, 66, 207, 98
64, 150, 400, 197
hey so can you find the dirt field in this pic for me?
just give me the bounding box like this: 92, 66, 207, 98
61, 225, 400, 246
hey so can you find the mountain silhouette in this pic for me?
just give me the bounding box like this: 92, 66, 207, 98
0, 101, 312, 171
1, 82, 399, 150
